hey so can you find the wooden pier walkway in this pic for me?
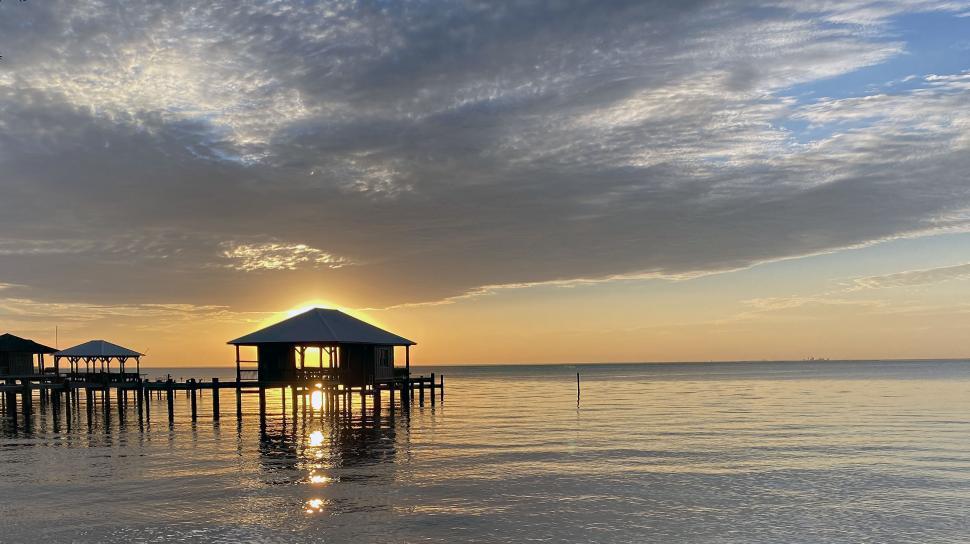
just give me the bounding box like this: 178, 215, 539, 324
1, 373, 444, 427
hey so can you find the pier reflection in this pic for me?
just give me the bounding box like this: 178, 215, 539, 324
251, 389, 406, 515
2, 381, 420, 521
256, 398, 402, 477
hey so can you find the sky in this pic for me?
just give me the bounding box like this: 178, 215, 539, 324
1, 0, 969, 366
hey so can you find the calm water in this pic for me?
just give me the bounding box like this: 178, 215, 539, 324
3, 360, 970, 543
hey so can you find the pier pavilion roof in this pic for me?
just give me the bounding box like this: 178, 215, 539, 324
0, 333, 56, 354
228, 308, 415, 346
54, 340, 143, 360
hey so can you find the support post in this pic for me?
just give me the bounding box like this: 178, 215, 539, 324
430, 373, 436, 406
166, 379, 174, 423
212, 378, 220, 420
190, 380, 198, 421
258, 387, 266, 430
144, 380, 151, 421
136, 380, 144, 420
21, 381, 32, 422
84, 388, 92, 427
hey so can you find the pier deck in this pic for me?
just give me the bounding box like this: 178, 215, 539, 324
0, 373, 444, 427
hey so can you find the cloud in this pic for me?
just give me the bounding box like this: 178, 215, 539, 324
221, 242, 351, 272
741, 296, 885, 312
851, 263, 970, 290
1, 1, 970, 311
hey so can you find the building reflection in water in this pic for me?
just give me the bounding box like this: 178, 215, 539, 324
254, 388, 407, 515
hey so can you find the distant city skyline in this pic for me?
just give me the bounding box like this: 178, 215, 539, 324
1, 1, 969, 365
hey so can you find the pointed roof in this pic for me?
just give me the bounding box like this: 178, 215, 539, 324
0, 333, 56, 354
228, 308, 415, 346
54, 340, 143, 359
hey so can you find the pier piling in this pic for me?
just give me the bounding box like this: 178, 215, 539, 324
190, 381, 198, 421
212, 378, 220, 420
166, 380, 175, 422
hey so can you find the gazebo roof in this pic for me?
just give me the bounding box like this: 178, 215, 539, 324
54, 340, 143, 359
0, 333, 56, 354
228, 308, 415, 346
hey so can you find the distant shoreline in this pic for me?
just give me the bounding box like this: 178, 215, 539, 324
138, 358, 970, 370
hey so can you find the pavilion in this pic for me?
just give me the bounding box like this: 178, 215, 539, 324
0, 333, 57, 376
228, 308, 415, 386
54, 340, 144, 381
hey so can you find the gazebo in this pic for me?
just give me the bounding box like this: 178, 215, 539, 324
0, 333, 57, 376
228, 308, 415, 386
54, 340, 144, 382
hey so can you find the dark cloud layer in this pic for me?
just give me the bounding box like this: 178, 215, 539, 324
1, 0, 969, 312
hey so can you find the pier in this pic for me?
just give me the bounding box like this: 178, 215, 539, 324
0, 372, 444, 428
2, 309, 444, 429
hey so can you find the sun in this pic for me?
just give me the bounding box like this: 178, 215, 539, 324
257, 298, 386, 329
284, 301, 338, 319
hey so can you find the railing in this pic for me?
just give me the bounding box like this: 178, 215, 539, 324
298, 367, 342, 382
64, 371, 141, 384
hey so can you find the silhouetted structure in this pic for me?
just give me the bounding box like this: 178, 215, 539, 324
54, 340, 143, 382
2, 310, 441, 430
228, 308, 415, 387
0, 333, 56, 376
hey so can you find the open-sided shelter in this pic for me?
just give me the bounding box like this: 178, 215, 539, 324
228, 308, 415, 386
0, 333, 57, 376
54, 340, 144, 381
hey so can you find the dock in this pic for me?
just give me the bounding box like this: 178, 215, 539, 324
1, 373, 444, 428
2, 308, 444, 430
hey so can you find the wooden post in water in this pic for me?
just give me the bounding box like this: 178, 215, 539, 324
212, 378, 220, 420
136, 382, 144, 421
190, 380, 198, 421
280, 386, 287, 420
419, 378, 425, 406
118, 385, 126, 421
440, 374, 445, 401
236, 386, 242, 420
430, 373, 436, 406
166, 379, 175, 422
21, 381, 32, 422
576, 372, 580, 406
64, 383, 72, 430
7, 383, 17, 428
144, 381, 151, 421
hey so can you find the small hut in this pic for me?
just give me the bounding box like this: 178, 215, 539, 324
54, 340, 144, 382
0, 333, 56, 376
228, 308, 415, 386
